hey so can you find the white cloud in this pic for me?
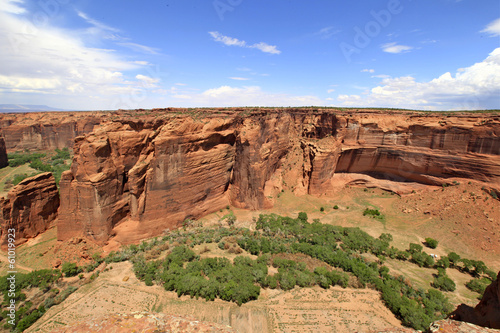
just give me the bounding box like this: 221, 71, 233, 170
136, 74, 160, 88
0, 2, 164, 110
0, 0, 25, 14
361, 69, 375, 73
249, 42, 281, 55
314, 26, 341, 39
167, 85, 323, 107
327, 89, 335, 94
337, 48, 500, 110
481, 17, 500, 37
118, 42, 159, 55
381, 42, 413, 54
209, 31, 281, 55
229, 77, 250, 81
208, 31, 246, 47
77, 11, 119, 33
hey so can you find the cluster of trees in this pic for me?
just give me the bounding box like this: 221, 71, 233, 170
0, 269, 72, 331
133, 246, 261, 305
431, 268, 456, 292
7, 148, 72, 185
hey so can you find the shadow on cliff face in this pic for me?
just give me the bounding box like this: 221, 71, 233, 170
450, 271, 500, 329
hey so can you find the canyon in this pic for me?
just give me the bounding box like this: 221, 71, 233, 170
44, 108, 500, 244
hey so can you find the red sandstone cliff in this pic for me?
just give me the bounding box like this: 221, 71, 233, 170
0, 172, 60, 248
0, 137, 7, 168
0, 112, 105, 152
57, 109, 500, 244
451, 271, 500, 329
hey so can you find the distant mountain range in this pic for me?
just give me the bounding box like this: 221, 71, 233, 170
0, 104, 68, 113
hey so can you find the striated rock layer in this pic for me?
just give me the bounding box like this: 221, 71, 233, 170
0, 137, 7, 168
0, 172, 60, 248
57, 109, 500, 244
0, 111, 105, 152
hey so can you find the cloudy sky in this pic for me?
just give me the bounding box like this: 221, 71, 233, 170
0, 0, 499, 110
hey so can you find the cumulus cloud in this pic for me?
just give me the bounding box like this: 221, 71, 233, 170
361, 69, 375, 73
336, 48, 500, 110
0, 0, 25, 14
381, 42, 413, 54
481, 17, 500, 37
165, 85, 322, 107
0, 1, 163, 109
209, 31, 281, 54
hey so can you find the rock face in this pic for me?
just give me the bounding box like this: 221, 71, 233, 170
451, 271, 500, 329
367, 319, 500, 332
0, 111, 104, 152
57, 109, 500, 244
0, 137, 8, 168
0, 172, 60, 248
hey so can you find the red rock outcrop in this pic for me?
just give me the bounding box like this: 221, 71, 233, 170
366, 319, 500, 332
0, 172, 60, 248
451, 271, 500, 329
0, 137, 8, 168
57, 109, 500, 244
0, 112, 104, 152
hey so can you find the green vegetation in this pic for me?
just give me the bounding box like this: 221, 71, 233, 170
0, 269, 63, 331
431, 268, 456, 292
124, 212, 496, 331
6, 148, 72, 186
465, 278, 491, 295
425, 238, 439, 249
61, 262, 81, 277
362, 208, 384, 221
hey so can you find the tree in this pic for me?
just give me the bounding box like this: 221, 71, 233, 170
424, 238, 439, 249
447, 252, 460, 266
61, 262, 80, 277
409, 243, 423, 254
298, 212, 308, 222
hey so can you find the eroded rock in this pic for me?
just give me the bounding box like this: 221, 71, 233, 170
0, 172, 59, 248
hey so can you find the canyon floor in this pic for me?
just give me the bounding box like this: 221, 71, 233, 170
2, 179, 498, 333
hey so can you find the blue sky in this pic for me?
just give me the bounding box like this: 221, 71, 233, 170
0, 0, 499, 110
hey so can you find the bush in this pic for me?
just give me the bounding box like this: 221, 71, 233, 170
61, 262, 80, 277
363, 208, 381, 217
425, 238, 439, 249
432, 275, 456, 292
466, 278, 490, 294
333, 205, 339, 210
320, 207, 325, 212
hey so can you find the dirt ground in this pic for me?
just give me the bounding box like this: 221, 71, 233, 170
27, 261, 402, 333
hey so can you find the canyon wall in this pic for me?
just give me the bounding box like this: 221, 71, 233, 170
0, 112, 105, 152
57, 109, 500, 244
0, 172, 60, 248
0, 137, 7, 168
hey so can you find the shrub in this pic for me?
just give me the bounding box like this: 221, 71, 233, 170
432, 274, 456, 292
61, 262, 80, 277
447, 252, 460, 266
333, 205, 339, 210
465, 278, 490, 294
320, 207, 325, 212
425, 238, 439, 249
363, 208, 381, 217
